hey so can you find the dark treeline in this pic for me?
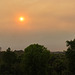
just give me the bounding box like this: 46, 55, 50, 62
0, 39, 75, 75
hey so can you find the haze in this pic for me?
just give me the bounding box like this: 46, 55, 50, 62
0, 0, 75, 51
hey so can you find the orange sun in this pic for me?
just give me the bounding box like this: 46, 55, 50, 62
19, 17, 24, 21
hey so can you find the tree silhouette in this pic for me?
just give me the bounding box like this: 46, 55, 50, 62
23, 44, 51, 75
1, 47, 17, 74
66, 39, 75, 75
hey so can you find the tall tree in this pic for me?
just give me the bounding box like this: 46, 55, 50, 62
23, 44, 51, 75
66, 39, 75, 75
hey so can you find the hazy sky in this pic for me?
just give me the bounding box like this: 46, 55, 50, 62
0, 0, 75, 51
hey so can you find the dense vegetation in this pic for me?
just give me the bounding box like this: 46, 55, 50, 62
0, 39, 75, 75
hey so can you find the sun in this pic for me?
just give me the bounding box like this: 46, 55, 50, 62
19, 17, 24, 21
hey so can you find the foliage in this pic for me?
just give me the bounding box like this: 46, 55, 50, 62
23, 44, 51, 75
66, 39, 75, 75
0, 41, 75, 75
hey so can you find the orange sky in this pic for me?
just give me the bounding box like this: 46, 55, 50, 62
0, 0, 75, 51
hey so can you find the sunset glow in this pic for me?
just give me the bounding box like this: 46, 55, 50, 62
19, 17, 24, 21
0, 0, 75, 51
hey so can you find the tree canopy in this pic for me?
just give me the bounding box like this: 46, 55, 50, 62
23, 44, 51, 75
66, 39, 75, 75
